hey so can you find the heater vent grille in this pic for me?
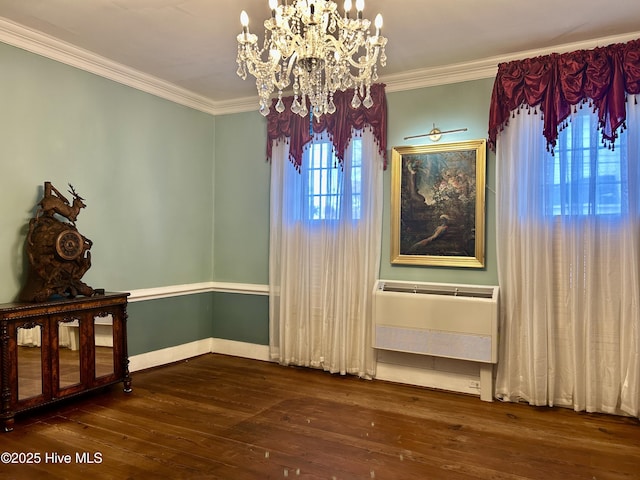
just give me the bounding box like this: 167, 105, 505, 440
379, 282, 494, 298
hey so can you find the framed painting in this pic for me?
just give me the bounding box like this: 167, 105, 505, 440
390, 139, 486, 267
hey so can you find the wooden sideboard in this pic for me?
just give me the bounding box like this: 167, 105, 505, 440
0, 292, 131, 432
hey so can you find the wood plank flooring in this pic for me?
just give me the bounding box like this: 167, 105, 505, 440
1, 353, 638, 479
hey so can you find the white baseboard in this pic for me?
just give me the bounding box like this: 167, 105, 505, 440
128, 338, 270, 372
129, 339, 492, 401
128, 338, 214, 372
210, 338, 271, 362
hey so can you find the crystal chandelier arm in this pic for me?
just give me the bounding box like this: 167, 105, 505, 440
322, 33, 385, 80
272, 52, 298, 92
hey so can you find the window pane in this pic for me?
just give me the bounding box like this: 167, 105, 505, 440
310, 196, 321, 220
329, 168, 338, 195
303, 137, 362, 221
547, 108, 625, 217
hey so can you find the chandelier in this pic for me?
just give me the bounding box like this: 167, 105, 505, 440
236, 0, 387, 118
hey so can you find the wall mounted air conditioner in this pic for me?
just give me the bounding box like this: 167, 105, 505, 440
372, 280, 499, 400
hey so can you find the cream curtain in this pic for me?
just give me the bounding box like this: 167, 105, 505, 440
269, 129, 383, 377
495, 97, 640, 417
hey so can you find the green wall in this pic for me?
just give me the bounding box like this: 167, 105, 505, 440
382, 79, 498, 285
1, 39, 498, 355
0, 43, 216, 354
128, 293, 214, 356
212, 78, 498, 288
211, 292, 269, 345
212, 112, 270, 284
0, 42, 215, 302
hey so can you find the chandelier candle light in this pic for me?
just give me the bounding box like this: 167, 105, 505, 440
236, 0, 387, 118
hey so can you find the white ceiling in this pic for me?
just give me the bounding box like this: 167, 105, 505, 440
1, 0, 639, 114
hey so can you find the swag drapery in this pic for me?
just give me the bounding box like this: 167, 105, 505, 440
489, 38, 640, 152
266, 83, 387, 169
266, 85, 387, 377
489, 39, 640, 417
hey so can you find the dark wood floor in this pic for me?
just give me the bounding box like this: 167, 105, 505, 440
1, 353, 638, 479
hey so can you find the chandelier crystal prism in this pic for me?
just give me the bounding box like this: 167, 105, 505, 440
236, 0, 387, 118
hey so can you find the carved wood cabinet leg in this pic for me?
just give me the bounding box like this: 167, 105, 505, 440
1, 322, 13, 432
3, 416, 14, 432
121, 305, 131, 393
123, 359, 132, 393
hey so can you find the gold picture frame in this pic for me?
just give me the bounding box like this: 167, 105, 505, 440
391, 139, 486, 268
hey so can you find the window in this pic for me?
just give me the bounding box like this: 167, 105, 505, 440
305, 138, 362, 221
546, 107, 627, 217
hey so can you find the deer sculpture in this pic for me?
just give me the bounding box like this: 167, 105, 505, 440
37, 182, 86, 225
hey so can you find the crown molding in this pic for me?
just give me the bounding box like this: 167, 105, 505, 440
1, 16, 639, 115
0, 16, 220, 115
211, 96, 261, 115
381, 59, 498, 93
382, 30, 640, 92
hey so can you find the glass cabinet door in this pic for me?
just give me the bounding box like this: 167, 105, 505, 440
16, 324, 43, 401
57, 317, 81, 390
94, 313, 115, 379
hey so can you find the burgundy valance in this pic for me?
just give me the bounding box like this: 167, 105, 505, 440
266, 83, 388, 169
488, 38, 640, 152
